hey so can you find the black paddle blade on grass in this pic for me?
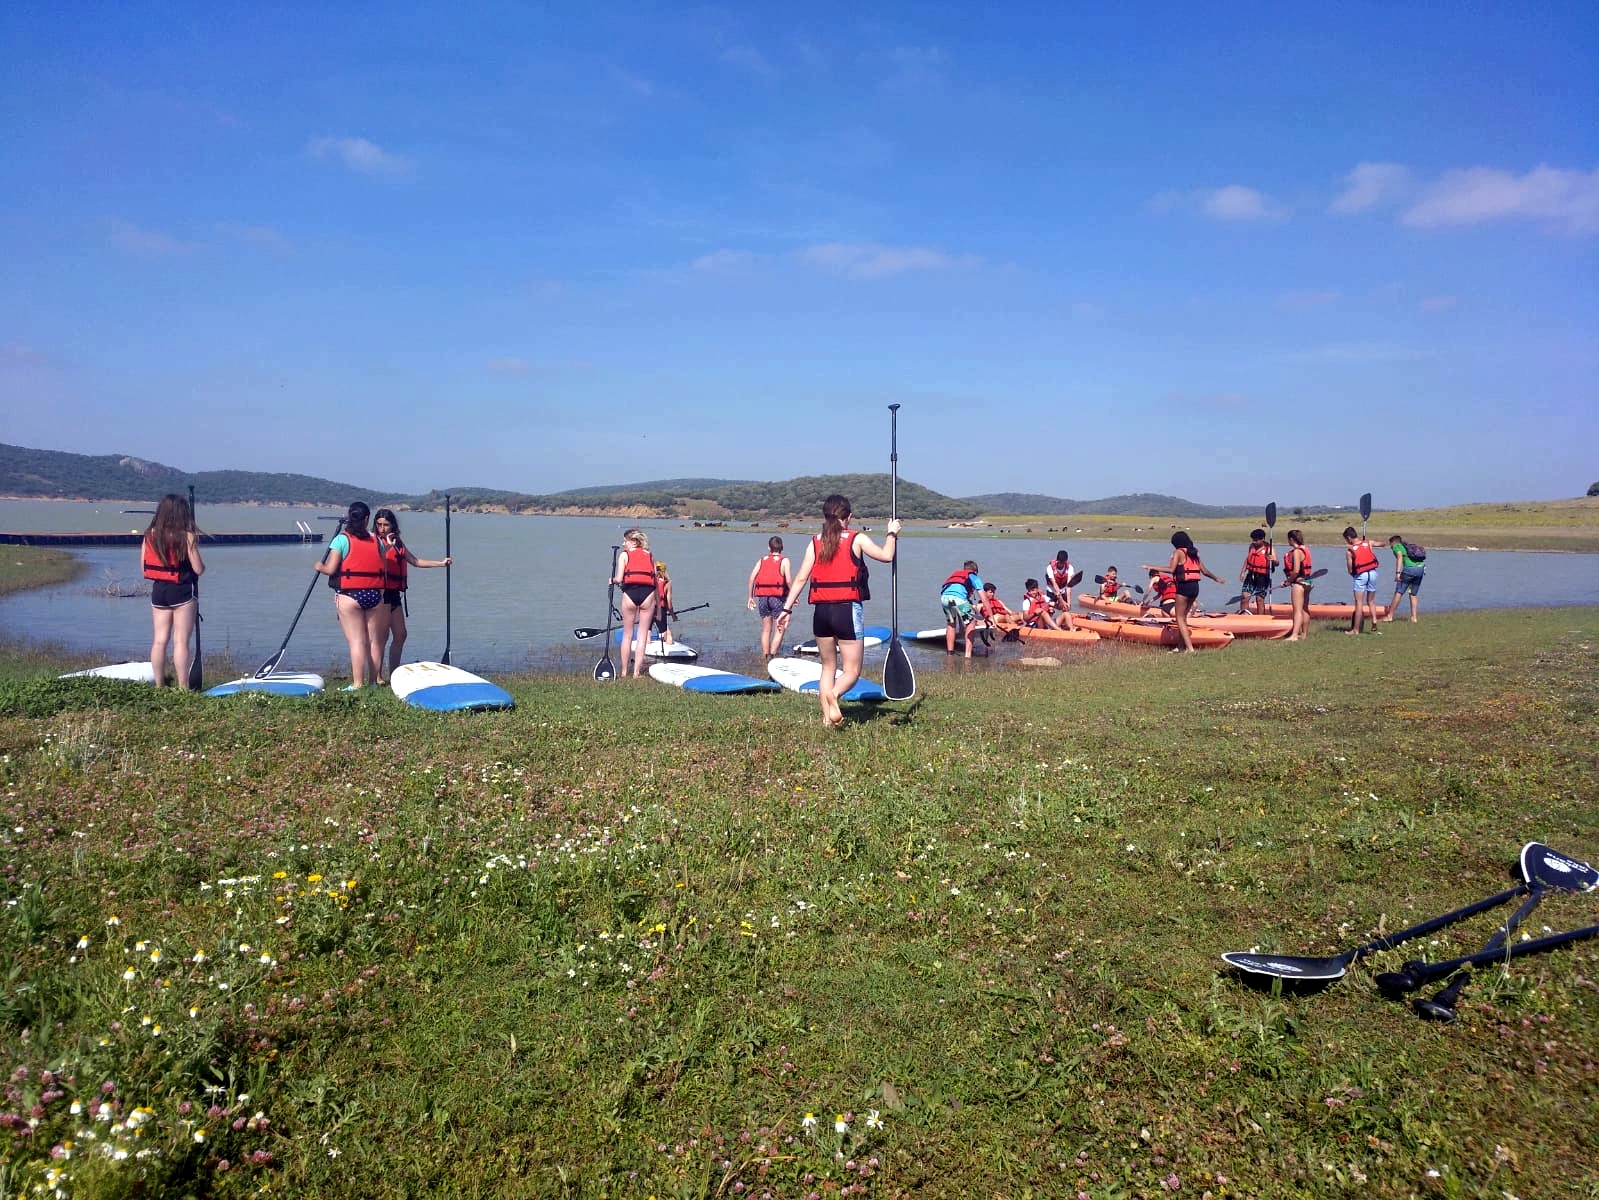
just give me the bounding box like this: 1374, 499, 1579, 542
883, 636, 916, 701
593, 651, 616, 682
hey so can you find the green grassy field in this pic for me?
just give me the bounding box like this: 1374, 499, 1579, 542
1, 608, 1597, 1199
0, 546, 84, 597
940, 495, 1599, 553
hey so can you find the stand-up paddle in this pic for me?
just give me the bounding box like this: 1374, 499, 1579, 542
186, 484, 203, 690
255, 519, 344, 677
1359, 492, 1372, 541
883, 404, 915, 701
441, 493, 453, 666
573, 602, 709, 640
594, 546, 620, 682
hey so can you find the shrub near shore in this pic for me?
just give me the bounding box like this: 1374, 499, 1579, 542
1, 608, 1597, 1198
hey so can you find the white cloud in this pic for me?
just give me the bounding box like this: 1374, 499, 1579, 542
108, 220, 192, 257
719, 45, 777, 80
1401, 165, 1599, 234
307, 135, 414, 178
800, 242, 980, 280
214, 222, 291, 252
1330, 162, 1411, 214
691, 248, 759, 274
1151, 186, 1288, 222
1419, 295, 1459, 313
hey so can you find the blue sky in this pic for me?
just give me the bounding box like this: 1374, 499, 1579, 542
2, 2, 1595, 507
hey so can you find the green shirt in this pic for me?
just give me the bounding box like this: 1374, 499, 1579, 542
1391, 543, 1423, 571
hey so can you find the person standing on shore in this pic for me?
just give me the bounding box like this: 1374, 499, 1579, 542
775, 495, 900, 727
142, 493, 205, 689
612, 529, 658, 679
315, 501, 390, 688
1165, 532, 1223, 653
651, 561, 676, 646
373, 508, 451, 683
1382, 535, 1426, 624
1282, 529, 1314, 642
1343, 526, 1383, 636
747, 536, 792, 657
1238, 528, 1276, 615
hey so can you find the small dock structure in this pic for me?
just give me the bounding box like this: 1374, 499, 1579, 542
0, 531, 322, 547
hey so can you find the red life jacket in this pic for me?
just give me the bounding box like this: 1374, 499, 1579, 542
1349, 538, 1379, 575
1245, 544, 1272, 574
142, 535, 187, 583
808, 534, 864, 603
942, 568, 977, 595
752, 553, 787, 597
1284, 545, 1313, 581
986, 595, 1011, 615
1045, 561, 1072, 593
334, 531, 387, 592
1099, 580, 1119, 598
381, 538, 408, 591
1150, 572, 1176, 600
621, 546, 656, 587
1175, 548, 1203, 582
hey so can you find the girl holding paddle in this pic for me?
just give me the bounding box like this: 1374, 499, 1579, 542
373, 508, 452, 683
612, 529, 658, 679
315, 501, 389, 688
776, 494, 900, 727
1164, 531, 1223, 653
142, 492, 205, 689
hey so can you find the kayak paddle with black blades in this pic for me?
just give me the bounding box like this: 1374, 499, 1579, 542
882, 403, 915, 701
594, 546, 620, 682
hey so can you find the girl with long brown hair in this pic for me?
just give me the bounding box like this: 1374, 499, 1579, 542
142, 492, 205, 688
776, 494, 900, 727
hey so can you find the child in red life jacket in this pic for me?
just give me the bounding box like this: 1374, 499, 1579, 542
1238, 529, 1276, 615
1020, 579, 1062, 629
1099, 567, 1130, 602
1141, 568, 1177, 614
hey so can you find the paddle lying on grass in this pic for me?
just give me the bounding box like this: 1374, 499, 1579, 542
1222, 842, 1595, 986
574, 602, 707, 641
882, 404, 916, 701
255, 518, 345, 677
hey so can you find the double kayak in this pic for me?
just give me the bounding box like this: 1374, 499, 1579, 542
1074, 612, 1234, 650
989, 615, 1101, 646
1078, 596, 1290, 639
1265, 600, 1391, 621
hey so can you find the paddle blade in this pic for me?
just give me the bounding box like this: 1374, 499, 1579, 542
593, 653, 616, 682
1265, 501, 1277, 531
1224, 595, 1244, 607
572, 627, 606, 641
253, 650, 285, 679
187, 612, 203, 691
1359, 492, 1372, 521
883, 638, 916, 701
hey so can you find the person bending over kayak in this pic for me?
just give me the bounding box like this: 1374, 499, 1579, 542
775, 494, 900, 728
1382, 535, 1425, 624
1140, 568, 1177, 615
1043, 550, 1078, 627
1238, 528, 1276, 615
940, 560, 991, 657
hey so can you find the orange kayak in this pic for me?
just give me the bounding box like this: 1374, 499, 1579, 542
1074, 612, 1234, 649
1265, 601, 1390, 621
1078, 596, 1291, 639
991, 615, 1101, 646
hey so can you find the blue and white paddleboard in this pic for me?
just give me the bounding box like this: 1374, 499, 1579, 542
205, 672, 325, 698
648, 662, 780, 694
612, 630, 698, 661
390, 662, 515, 711
60, 661, 154, 683
767, 657, 886, 702
792, 625, 892, 655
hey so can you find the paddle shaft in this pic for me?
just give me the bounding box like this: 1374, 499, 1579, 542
186, 484, 203, 690
1418, 886, 1546, 1013
1345, 882, 1529, 965
442, 493, 452, 665
257, 518, 344, 676
882, 404, 916, 700
594, 545, 619, 681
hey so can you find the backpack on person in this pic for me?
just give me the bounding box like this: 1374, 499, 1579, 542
1403, 541, 1427, 562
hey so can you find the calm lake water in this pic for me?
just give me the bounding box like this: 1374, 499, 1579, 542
2, 500, 1595, 677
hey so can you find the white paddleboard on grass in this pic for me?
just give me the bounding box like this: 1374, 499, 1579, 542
206, 672, 324, 698
612, 630, 698, 661
391, 662, 515, 711
60, 662, 154, 683
792, 624, 892, 655
648, 663, 780, 694
767, 657, 887, 702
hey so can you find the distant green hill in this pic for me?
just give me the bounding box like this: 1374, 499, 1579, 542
963, 492, 1351, 519
551, 478, 756, 498
0, 443, 392, 506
